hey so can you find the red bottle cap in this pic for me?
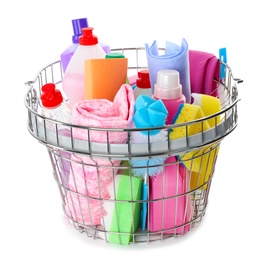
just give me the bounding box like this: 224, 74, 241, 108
136, 70, 151, 89
79, 27, 98, 46
41, 83, 63, 108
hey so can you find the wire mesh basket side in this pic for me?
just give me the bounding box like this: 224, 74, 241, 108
24, 47, 241, 245
47, 139, 220, 244
25, 52, 240, 159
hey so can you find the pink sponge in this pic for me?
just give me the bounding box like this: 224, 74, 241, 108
149, 156, 192, 234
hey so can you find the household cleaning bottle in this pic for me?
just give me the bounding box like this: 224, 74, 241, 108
60, 18, 110, 73
41, 83, 72, 126
153, 69, 186, 124
40, 83, 72, 192
133, 70, 152, 100
62, 27, 106, 108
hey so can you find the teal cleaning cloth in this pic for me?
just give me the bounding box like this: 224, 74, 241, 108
145, 39, 191, 103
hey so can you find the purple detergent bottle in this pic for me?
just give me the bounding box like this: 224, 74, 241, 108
60, 17, 110, 73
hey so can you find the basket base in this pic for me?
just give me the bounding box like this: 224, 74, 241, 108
63, 189, 208, 245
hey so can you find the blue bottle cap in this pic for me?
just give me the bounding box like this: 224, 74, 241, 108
72, 18, 88, 43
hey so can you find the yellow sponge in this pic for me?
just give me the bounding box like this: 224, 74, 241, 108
169, 103, 219, 190
169, 103, 211, 140
188, 94, 222, 189
184, 143, 220, 190
192, 93, 221, 128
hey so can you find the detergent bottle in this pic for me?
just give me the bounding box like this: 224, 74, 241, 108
153, 69, 186, 124
60, 18, 110, 73
62, 27, 106, 108
133, 70, 152, 100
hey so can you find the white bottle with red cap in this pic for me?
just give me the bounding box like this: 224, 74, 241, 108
62, 27, 106, 108
40, 83, 72, 192
133, 70, 152, 100
40, 83, 72, 131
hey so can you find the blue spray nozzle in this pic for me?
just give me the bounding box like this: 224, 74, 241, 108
219, 47, 227, 80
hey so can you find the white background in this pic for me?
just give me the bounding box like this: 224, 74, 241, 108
1, 0, 268, 259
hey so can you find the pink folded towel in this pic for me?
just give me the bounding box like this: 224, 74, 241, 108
65, 84, 135, 226
65, 155, 121, 226
71, 84, 135, 143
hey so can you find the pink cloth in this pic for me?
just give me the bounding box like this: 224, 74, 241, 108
65, 84, 135, 226
189, 50, 220, 97
71, 84, 135, 143
65, 155, 121, 226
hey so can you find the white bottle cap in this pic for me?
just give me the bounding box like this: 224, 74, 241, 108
154, 70, 182, 99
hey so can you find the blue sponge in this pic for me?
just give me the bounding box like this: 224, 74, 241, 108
133, 95, 168, 135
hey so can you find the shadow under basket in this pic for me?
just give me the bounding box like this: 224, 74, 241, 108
24, 47, 241, 245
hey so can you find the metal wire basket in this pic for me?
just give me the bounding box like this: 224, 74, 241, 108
24, 47, 241, 245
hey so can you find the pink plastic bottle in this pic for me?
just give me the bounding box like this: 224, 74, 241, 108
153, 69, 186, 124
60, 18, 88, 73
62, 27, 106, 108
60, 18, 110, 73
